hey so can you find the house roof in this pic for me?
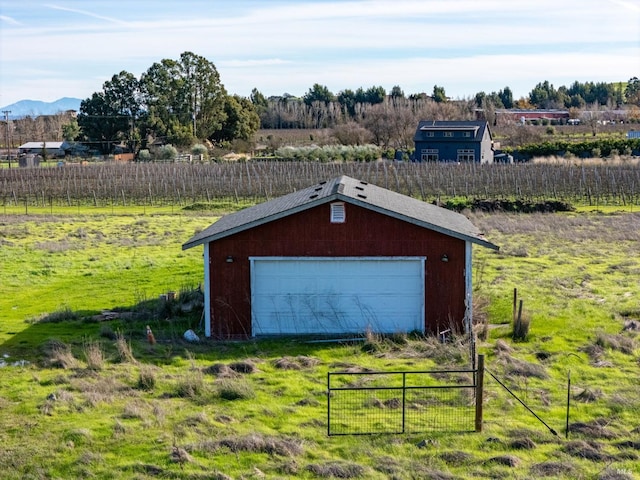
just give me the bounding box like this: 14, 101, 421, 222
182, 175, 499, 251
414, 120, 490, 142
18, 141, 68, 149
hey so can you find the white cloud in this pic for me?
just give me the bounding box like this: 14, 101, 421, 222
44, 3, 128, 25
0, 15, 22, 25
0, 0, 638, 105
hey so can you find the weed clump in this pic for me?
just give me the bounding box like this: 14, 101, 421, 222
563, 440, 611, 461
203, 363, 239, 378
512, 312, 531, 342
29, 307, 80, 324
485, 454, 520, 467
569, 419, 618, 439
598, 469, 635, 480
136, 366, 156, 391
305, 461, 365, 478
573, 387, 603, 403
175, 371, 205, 399
439, 450, 475, 465
498, 354, 549, 379
529, 461, 576, 477
115, 333, 137, 364
273, 356, 320, 370
191, 433, 304, 457
229, 360, 258, 373
215, 378, 255, 400
83, 341, 104, 371
595, 332, 636, 354
44, 340, 81, 369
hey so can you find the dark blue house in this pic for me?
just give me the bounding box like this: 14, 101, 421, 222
413, 120, 494, 164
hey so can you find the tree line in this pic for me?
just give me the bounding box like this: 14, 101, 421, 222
74, 52, 260, 154
254, 78, 640, 130
16, 47, 640, 156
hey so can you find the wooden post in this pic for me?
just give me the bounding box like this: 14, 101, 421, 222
512, 288, 518, 324
475, 354, 485, 432
517, 299, 523, 325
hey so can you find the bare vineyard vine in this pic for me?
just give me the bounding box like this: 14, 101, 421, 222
1, 161, 639, 209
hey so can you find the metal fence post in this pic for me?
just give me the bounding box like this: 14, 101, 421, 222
475, 355, 484, 432
402, 372, 406, 434
327, 372, 331, 436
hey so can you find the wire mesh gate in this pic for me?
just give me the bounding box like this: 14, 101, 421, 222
327, 360, 484, 435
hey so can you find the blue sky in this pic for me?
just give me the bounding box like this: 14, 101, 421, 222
1, 0, 639, 106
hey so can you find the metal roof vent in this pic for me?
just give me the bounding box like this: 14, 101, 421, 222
330, 202, 346, 223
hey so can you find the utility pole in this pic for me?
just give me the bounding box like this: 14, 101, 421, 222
2, 110, 10, 168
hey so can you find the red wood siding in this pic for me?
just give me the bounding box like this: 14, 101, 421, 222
207, 202, 467, 338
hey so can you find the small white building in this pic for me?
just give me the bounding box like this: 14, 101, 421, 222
18, 141, 70, 158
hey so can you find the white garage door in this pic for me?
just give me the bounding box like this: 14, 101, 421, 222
250, 257, 425, 336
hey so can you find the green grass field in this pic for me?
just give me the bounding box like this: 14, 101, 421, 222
1, 207, 639, 479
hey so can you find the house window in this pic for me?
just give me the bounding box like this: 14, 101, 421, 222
330, 202, 346, 223
444, 132, 453, 137
421, 149, 438, 161
457, 149, 475, 162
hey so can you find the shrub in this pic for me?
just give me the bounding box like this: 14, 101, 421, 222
157, 144, 178, 161
137, 149, 151, 161
191, 143, 208, 160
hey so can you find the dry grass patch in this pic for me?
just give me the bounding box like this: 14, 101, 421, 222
190, 433, 304, 457
115, 333, 137, 363
305, 461, 366, 478
203, 363, 236, 377
595, 332, 637, 355
43, 340, 81, 369
273, 355, 320, 370
569, 419, 618, 439
485, 454, 521, 467
83, 341, 104, 371
573, 387, 603, 403
71, 374, 136, 406
563, 440, 612, 461
509, 437, 537, 450
497, 353, 549, 379
598, 469, 635, 480
215, 377, 255, 400
136, 365, 157, 391
529, 461, 576, 477
175, 370, 206, 399
439, 450, 475, 465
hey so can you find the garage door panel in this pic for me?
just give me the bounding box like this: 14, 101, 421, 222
251, 258, 425, 336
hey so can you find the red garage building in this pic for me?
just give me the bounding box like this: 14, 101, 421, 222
183, 175, 498, 339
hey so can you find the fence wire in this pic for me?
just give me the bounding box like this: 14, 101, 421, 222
328, 370, 477, 435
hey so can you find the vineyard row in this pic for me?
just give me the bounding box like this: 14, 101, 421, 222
1, 161, 639, 209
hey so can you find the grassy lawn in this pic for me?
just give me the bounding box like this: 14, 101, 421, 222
0, 207, 639, 479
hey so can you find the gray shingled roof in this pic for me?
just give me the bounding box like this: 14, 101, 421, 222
414, 120, 489, 142
182, 175, 498, 250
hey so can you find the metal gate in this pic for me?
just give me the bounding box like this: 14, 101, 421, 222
327, 358, 484, 436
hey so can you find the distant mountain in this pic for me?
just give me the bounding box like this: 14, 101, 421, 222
0, 98, 82, 119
